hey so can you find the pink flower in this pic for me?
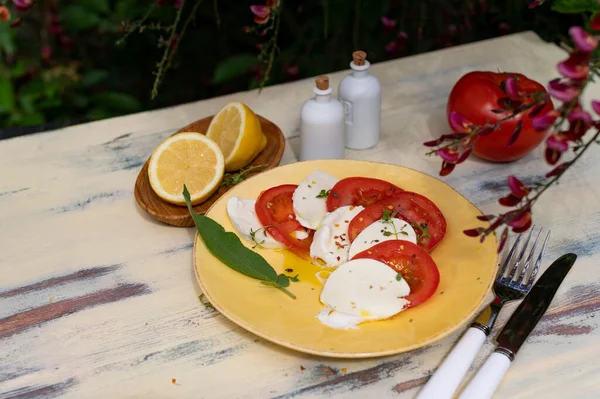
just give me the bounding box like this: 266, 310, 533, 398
13, 0, 33, 12
546, 134, 569, 152
0, 6, 10, 21
506, 208, 532, 233
505, 77, 520, 100
448, 111, 472, 133
557, 51, 589, 80
499, 194, 521, 207
545, 147, 561, 165
591, 100, 600, 115
385, 41, 396, 53
569, 26, 598, 53
532, 111, 558, 131
439, 161, 456, 176
381, 16, 396, 28
285, 65, 299, 77
250, 5, 271, 24
250, 0, 277, 24
548, 78, 580, 102
435, 147, 460, 163
528, 0, 541, 8
591, 13, 600, 31
507, 175, 529, 198
41, 45, 52, 60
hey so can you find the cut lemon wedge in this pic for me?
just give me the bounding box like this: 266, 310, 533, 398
206, 101, 266, 172
148, 132, 224, 206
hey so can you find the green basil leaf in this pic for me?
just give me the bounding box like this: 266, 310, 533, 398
276, 274, 290, 287
184, 186, 277, 281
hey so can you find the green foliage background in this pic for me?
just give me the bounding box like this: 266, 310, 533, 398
0, 0, 590, 133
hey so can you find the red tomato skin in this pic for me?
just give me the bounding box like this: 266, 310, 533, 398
446, 71, 554, 162
352, 240, 440, 308
255, 184, 313, 259
326, 177, 403, 212
348, 192, 447, 251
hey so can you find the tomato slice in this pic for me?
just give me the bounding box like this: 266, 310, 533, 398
352, 240, 440, 308
348, 192, 446, 251
326, 177, 402, 211
255, 184, 314, 259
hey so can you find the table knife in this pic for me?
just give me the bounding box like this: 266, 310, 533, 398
458, 252, 577, 399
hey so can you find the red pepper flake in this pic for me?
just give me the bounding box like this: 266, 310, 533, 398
344, 220, 349, 223
145, 322, 148, 326
336, 256, 341, 261
172, 378, 177, 384
334, 223, 340, 227
300, 365, 306, 371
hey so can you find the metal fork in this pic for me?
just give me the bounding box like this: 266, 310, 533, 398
416, 227, 551, 399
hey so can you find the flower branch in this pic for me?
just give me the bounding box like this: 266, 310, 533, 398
427, 24, 600, 251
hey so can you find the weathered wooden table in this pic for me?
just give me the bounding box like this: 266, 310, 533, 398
2, 31, 599, 399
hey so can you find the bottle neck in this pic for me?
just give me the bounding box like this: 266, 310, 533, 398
315, 94, 331, 103
352, 70, 368, 79
313, 86, 332, 102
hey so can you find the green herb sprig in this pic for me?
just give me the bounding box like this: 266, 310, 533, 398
183, 185, 296, 299
316, 189, 331, 198
221, 164, 266, 187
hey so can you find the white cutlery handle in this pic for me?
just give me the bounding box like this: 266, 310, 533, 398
416, 327, 487, 399
458, 351, 511, 399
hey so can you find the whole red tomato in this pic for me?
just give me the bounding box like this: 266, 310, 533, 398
446, 71, 554, 162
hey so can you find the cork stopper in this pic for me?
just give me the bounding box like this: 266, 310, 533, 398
352, 50, 367, 66
315, 75, 329, 90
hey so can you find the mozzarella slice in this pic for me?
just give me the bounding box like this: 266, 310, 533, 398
309, 205, 364, 267
226, 197, 285, 249
316, 258, 411, 329
292, 170, 339, 230
348, 218, 417, 259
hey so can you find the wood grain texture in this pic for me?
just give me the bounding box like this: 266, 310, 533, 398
1, 32, 599, 399
134, 114, 285, 227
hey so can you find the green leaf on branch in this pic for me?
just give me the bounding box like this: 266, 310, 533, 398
81, 70, 110, 87
93, 92, 142, 112
0, 22, 15, 55
551, 0, 600, 13
80, 0, 110, 14
0, 77, 16, 113
61, 5, 101, 31
213, 54, 258, 84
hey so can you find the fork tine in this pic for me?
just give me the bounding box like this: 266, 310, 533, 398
497, 232, 524, 280
526, 230, 551, 287
507, 227, 535, 281
516, 228, 543, 286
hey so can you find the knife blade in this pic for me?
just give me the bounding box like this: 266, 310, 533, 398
494, 252, 577, 360
458, 252, 577, 399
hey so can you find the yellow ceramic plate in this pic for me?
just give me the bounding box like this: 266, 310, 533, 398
193, 160, 497, 358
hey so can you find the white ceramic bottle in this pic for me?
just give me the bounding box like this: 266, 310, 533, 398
338, 50, 381, 149
299, 75, 345, 161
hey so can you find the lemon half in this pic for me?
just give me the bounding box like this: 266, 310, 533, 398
206, 101, 267, 172
148, 132, 224, 206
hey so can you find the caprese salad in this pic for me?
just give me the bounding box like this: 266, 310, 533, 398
226, 170, 446, 330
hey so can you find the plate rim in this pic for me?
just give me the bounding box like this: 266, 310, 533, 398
193, 159, 498, 358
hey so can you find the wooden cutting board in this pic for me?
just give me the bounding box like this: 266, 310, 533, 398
134, 114, 285, 227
